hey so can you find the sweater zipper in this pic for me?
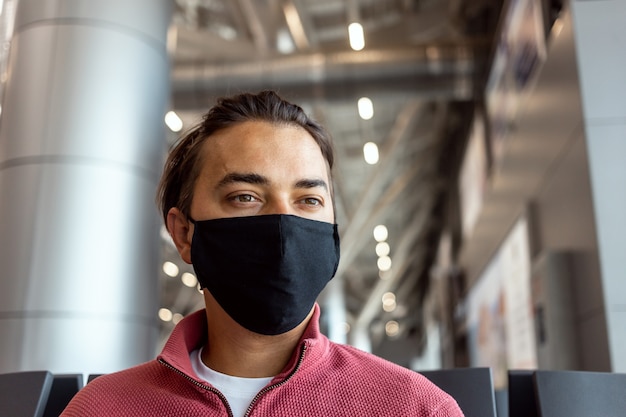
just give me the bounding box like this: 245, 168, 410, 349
158, 358, 235, 417
243, 342, 308, 417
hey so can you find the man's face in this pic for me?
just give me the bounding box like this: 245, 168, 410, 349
188, 120, 334, 224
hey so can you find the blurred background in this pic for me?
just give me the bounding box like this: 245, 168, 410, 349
0, 0, 624, 390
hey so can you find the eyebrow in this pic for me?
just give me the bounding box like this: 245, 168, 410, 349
295, 178, 329, 192
217, 172, 328, 192
217, 172, 269, 188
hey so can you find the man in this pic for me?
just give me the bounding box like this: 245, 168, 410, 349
62, 91, 464, 416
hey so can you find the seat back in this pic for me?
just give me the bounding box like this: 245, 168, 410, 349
87, 374, 104, 383
421, 368, 497, 417
508, 370, 539, 417
533, 370, 626, 417
0, 371, 54, 417
42, 374, 83, 417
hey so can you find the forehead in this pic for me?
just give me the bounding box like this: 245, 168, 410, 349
198, 120, 330, 178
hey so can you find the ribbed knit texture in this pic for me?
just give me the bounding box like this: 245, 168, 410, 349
61, 306, 464, 416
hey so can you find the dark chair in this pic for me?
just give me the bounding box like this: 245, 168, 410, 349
42, 374, 83, 417
508, 370, 539, 417
87, 374, 104, 383
0, 371, 54, 417
421, 368, 497, 417
533, 370, 626, 417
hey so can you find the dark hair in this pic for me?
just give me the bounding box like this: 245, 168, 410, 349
157, 90, 335, 226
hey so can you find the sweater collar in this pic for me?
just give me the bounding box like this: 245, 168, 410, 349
157, 303, 328, 382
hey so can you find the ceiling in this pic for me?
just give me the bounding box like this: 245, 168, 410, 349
158, 0, 505, 355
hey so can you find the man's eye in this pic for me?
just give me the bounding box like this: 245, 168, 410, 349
303, 197, 322, 206
233, 194, 257, 203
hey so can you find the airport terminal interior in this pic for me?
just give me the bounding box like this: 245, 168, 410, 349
0, 0, 625, 414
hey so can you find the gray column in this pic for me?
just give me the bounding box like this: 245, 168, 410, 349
322, 277, 348, 344
0, 0, 170, 374
571, 0, 626, 372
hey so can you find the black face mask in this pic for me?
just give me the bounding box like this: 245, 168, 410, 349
190, 214, 340, 335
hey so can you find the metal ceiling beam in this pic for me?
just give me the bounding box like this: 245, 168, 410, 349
170, 45, 476, 106
235, 0, 271, 52
283, 0, 315, 50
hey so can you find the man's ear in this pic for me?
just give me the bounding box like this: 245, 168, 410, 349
167, 207, 193, 264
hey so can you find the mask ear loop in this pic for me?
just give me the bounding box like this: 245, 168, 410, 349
187, 215, 197, 225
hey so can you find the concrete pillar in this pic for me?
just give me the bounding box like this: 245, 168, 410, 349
571, 0, 626, 372
0, 0, 170, 374
323, 277, 348, 344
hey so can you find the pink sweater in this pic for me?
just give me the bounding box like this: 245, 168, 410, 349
62, 306, 463, 416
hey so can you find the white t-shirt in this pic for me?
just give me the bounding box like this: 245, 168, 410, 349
190, 347, 274, 417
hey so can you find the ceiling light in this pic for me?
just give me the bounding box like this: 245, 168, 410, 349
373, 225, 388, 242
385, 320, 400, 337
382, 290, 398, 313
348, 22, 365, 51
376, 242, 390, 257
158, 308, 173, 322
276, 29, 295, 54
181, 272, 197, 287
358, 97, 374, 120
382, 292, 396, 306
214, 23, 237, 41
342, 322, 351, 334
162, 261, 179, 277
377, 255, 392, 272
164, 111, 183, 132
383, 300, 397, 313
363, 142, 379, 165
